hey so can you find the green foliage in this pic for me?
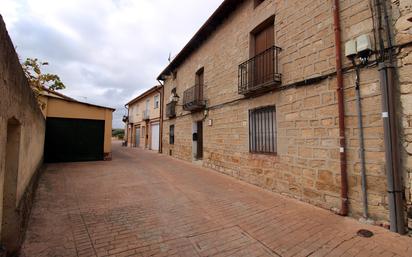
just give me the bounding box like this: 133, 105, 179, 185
22, 58, 66, 108
112, 129, 125, 139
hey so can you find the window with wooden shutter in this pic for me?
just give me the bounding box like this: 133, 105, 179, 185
249, 106, 277, 154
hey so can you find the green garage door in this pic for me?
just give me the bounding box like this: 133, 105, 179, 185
45, 118, 105, 163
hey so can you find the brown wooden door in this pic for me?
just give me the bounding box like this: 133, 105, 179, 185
254, 24, 274, 86
196, 121, 203, 159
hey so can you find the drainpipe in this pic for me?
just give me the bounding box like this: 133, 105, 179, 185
379, 63, 405, 234
375, 0, 406, 234
157, 80, 165, 154
332, 0, 349, 216
382, 3, 403, 230
125, 104, 129, 147
352, 61, 369, 219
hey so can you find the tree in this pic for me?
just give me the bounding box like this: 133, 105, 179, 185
21, 58, 66, 108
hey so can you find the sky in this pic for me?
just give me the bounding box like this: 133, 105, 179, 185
0, 0, 224, 128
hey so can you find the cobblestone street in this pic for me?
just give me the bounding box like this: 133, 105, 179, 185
21, 142, 412, 257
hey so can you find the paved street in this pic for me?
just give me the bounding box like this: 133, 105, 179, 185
21, 141, 412, 257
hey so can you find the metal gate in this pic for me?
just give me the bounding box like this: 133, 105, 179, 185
44, 118, 105, 163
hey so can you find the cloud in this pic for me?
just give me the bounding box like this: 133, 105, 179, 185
0, 0, 223, 128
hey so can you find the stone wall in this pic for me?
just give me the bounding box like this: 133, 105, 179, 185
392, 0, 412, 229
161, 0, 404, 226
0, 15, 45, 254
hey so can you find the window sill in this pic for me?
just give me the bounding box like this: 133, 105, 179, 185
249, 151, 278, 156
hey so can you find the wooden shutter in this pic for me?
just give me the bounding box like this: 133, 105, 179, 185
254, 24, 274, 87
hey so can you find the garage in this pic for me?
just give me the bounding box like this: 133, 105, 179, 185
151, 122, 160, 151
44, 118, 105, 163
40, 89, 115, 162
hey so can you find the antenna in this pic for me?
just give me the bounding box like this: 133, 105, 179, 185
168, 52, 172, 62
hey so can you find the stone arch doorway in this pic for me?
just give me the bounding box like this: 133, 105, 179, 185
1, 117, 21, 255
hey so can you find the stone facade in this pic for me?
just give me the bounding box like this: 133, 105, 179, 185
0, 15, 46, 255
160, 0, 412, 229
125, 86, 162, 151
393, 0, 412, 228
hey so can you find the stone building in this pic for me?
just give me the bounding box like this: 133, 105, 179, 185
158, 0, 412, 233
124, 85, 163, 152
0, 15, 45, 255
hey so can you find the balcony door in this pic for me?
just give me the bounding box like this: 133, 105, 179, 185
195, 68, 204, 103
254, 23, 274, 87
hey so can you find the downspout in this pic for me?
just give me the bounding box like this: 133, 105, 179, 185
157, 80, 165, 154
382, 0, 405, 234
125, 104, 129, 147
332, 0, 349, 216
375, 0, 406, 234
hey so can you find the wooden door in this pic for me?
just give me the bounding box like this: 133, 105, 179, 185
196, 121, 203, 159
254, 24, 274, 86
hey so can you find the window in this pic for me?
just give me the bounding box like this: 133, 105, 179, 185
195, 67, 204, 87
154, 95, 159, 109
169, 125, 175, 145
249, 106, 276, 154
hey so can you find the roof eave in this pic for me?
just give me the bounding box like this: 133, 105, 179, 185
157, 0, 244, 81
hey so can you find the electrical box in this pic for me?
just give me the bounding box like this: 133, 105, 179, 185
356, 35, 372, 55
345, 40, 357, 58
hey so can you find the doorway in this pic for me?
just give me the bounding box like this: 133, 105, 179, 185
192, 121, 203, 160
2, 118, 21, 255
150, 122, 160, 151
135, 127, 140, 147
253, 20, 274, 86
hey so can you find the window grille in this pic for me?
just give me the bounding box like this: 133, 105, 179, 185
249, 106, 277, 153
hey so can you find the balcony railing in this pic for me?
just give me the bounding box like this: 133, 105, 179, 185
238, 45, 281, 96
166, 102, 177, 118
183, 84, 205, 112
142, 110, 150, 121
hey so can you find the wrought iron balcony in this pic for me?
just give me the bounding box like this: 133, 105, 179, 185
142, 110, 150, 121
183, 84, 205, 112
238, 45, 281, 96
166, 102, 177, 118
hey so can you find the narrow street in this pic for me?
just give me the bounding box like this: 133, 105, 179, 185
21, 141, 412, 257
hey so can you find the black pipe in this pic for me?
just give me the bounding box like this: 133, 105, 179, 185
379, 63, 400, 233
353, 61, 369, 219
372, 0, 406, 234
